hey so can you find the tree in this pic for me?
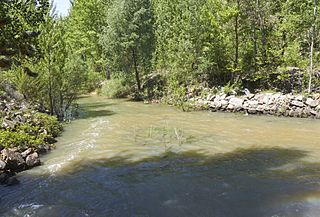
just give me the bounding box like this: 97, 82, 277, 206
99, 0, 154, 91
35, 17, 87, 120
0, 0, 49, 75
308, 0, 317, 93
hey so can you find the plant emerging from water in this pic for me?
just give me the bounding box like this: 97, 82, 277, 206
132, 122, 196, 153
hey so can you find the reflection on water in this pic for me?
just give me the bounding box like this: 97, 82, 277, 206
1, 96, 320, 217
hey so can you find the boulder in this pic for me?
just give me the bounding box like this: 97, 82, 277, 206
248, 109, 257, 114
1, 119, 16, 130
0, 160, 6, 170
262, 95, 271, 104
220, 100, 229, 107
305, 98, 319, 108
207, 94, 215, 101
295, 95, 303, 101
227, 104, 235, 110
310, 110, 318, 116
26, 152, 41, 168
246, 94, 255, 99
213, 101, 222, 109
21, 148, 33, 159
257, 105, 266, 112
248, 100, 259, 108
218, 94, 227, 100
0, 172, 10, 184
1, 149, 25, 171
6, 176, 19, 186
291, 100, 304, 107
229, 98, 244, 109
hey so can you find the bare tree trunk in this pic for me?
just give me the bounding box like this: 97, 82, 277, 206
308, 0, 317, 93
132, 49, 141, 91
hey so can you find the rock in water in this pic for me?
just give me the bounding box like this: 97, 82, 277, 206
0, 171, 18, 185
0, 160, 6, 170
0, 172, 9, 184
6, 176, 19, 186
26, 152, 41, 168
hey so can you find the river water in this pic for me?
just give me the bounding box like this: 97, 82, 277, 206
1, 96, 320, 217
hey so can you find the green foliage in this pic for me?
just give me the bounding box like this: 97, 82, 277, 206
0, 130, 44, 150
2, 0, 320, 114
31, 112, 63, 137
0, 0, 49, 74
99, 74, 132, 98
0, 110, 62, 150
99, 0, 154, 90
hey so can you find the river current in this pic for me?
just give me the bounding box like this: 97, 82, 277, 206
1, 96, 320, 217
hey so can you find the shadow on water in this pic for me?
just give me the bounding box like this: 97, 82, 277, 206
76, 100, 117, 119
3, 147, 320, 217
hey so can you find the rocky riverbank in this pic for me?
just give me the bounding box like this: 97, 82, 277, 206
191, 92, 320, 119
0, 97, 62, 186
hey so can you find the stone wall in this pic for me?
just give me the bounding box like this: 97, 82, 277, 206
192, 93, 320, 119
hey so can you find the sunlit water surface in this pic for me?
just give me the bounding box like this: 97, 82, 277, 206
1, 96, 320, 217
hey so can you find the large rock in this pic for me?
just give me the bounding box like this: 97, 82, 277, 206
26, 152, 41, 168
295, 95, 303, 101
257, 105, 266, 112
248, 100, 259, 108
0, 160, 6, 170
207, 94, 215, 101
227, 104, 235, 110
246, 94, 255, 100
291, 100, 304, 107
248, 109, 257, 114
0, 171, 11, 184
1, 119, 16, 130
1, 149, 25, 171
220, 100, 229, 107
6, 176, 19, 186
21, 148, 33, 159
229, 98, 244, 109
305, 98, 319, 108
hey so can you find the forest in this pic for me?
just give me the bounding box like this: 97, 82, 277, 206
0, 0, 319, 119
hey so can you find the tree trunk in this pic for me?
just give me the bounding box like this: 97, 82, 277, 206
234, 0, 240, 69
257, 0, 267, 65
252, 0, 258, 72
308, 0, 317, 93
48, 47, 54, 115
132, 49, 141, 91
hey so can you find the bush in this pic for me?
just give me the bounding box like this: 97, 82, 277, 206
31, 112, 63, 138
0, 109, 62, 151
0, 130, 45, 150
99, 74, 132, 98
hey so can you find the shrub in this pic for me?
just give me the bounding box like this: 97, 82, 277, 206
0, 110, 62, 151
99, 74, 132, 98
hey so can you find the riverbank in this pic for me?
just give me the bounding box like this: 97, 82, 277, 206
189, 91, 320, 119
0, 97, 62, 185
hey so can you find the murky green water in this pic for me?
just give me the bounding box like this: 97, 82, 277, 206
2, 96, 320, 217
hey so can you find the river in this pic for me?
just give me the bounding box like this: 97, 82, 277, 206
1, 96, 320, 217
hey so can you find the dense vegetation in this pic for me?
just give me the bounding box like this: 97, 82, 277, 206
98, 0, 320, 100
1, 0, 319, 111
